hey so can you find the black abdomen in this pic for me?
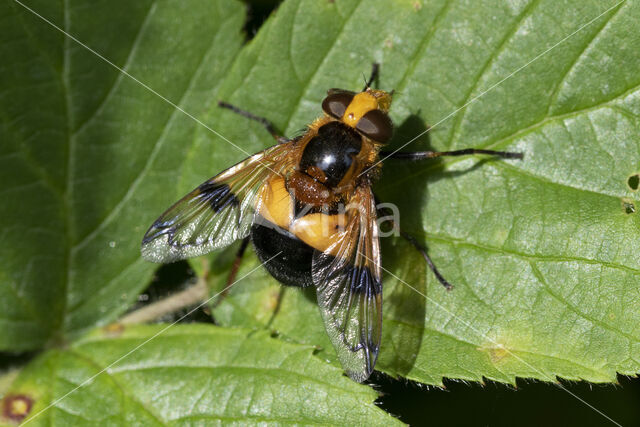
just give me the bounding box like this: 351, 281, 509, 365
250, 218, 315, 287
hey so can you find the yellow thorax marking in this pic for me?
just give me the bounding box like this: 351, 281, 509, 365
257, 175, 293, 229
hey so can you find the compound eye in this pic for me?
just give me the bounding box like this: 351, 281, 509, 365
322, 92, 354, 119
355, 110, 393, 143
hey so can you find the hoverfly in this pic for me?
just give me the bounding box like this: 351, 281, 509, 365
141, 64, 522, 382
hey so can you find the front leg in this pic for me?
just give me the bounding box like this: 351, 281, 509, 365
218, 101, 288, 144
380, 148, 523, 161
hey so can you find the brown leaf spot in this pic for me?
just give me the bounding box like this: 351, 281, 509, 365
480, 343, 510, 364
2, 394, 33, 424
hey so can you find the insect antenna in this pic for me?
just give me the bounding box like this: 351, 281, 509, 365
363, 62, 380, 91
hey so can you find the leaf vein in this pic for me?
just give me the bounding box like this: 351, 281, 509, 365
448, 0, 542, 149
71, 20, 224, 253
72, 1, 158, 135
529, 261, 639, 343
545, 1, 627, 115
283, 0, 363, 133
424, 231, 640, 277
66, 349, 167, 425
392, 0, 454, 95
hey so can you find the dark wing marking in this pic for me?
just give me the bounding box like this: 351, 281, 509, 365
311, 186, 382, 382
141, 143, 291, 263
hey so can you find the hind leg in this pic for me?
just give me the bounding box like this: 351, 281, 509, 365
213, 237, 251, 307
375, 198, 453, 290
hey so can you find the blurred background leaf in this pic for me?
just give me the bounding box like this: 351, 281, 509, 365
0, 0, 244, 349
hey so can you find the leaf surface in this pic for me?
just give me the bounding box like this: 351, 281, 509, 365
0, 325, 397, 426
200, 0, 640, 385
0, 0, 245, 349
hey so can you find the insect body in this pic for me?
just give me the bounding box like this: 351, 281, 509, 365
141, 65, 521, 382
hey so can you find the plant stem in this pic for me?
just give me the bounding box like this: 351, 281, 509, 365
120, 277, 208, 325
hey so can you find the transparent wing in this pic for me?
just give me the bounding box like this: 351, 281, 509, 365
312, 186, 382, 382
141, 143, 291, 263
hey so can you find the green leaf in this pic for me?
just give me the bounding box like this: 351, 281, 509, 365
0, 0, 245, 349
199, 0, 640, 385
0, 324, 398, 426
3, 0, 639, 393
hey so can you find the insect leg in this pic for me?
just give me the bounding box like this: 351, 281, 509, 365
399, 231, 453, 291
265, 287, 286, 329
374, 197, 453, 290
380, 148, 523, 160
213, 237, 250, 307
217, 101, 288, 143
